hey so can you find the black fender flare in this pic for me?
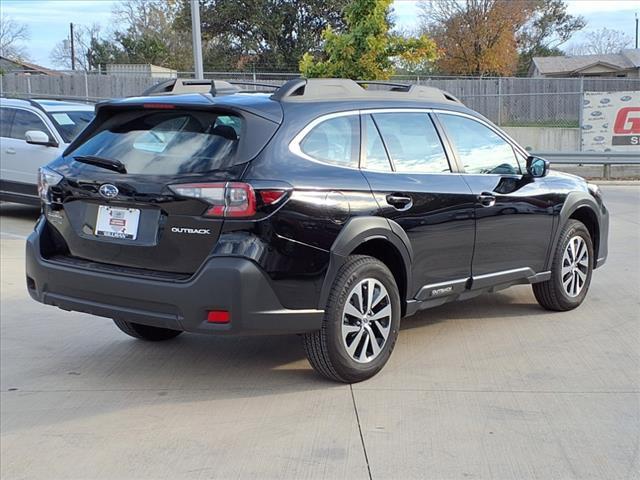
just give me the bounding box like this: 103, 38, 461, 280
318, 216, 413, 309
545, 191, 603, 270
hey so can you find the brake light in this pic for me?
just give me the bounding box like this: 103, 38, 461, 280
169, 182, 256, 218
143, 103, 176, 109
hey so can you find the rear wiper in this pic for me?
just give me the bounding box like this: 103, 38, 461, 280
73, 155, 127, 174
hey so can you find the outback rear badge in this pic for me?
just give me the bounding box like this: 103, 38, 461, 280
171, 227, 211, 235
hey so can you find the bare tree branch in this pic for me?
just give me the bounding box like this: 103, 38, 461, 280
567, 27, 633, 55
0, 14, 30, 60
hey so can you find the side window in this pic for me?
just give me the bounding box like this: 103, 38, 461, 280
372, 112, 450, 173
299, 115, 359, 167
0, 108, 15, 138
439, 114, 521, 175
363, 115, 392, 171
11, 109, 51, 141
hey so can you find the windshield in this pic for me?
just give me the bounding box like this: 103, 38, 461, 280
66, 110, 243, 175
49, 110, 94, 142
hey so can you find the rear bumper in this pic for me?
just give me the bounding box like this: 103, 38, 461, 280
26, 221, 323, 335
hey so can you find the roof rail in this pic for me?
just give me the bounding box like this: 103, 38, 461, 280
270, 78, 308, 101
141, 78, 240, 97
0, 95, 49, 112
271, 78, 461, 104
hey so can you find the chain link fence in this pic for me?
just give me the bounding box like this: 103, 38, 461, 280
2, 70, 639, 128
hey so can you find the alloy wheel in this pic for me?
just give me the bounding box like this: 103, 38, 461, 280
341, 278, 392, 363
561, 235, 589, 297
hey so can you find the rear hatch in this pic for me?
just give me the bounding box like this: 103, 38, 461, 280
42, 98, 281, 275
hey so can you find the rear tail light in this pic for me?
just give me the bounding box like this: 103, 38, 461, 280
37, 167, 63, 204
169, 182, 256, 218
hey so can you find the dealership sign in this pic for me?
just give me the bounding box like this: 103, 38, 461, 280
581, 91, 639, 152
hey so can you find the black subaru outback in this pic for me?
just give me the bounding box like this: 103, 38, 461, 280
26, 78, 609, 383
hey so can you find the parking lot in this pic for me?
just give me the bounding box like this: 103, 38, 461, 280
1, 185, 638, 480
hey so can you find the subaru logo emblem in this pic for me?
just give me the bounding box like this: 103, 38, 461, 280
99, 184, 119, 199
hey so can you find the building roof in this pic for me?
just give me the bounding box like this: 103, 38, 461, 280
0, 55, 61, 76
531, 49, 640, 76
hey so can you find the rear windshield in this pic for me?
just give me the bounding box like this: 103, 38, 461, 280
49, 110, 94, 142
66, 110, 243, 175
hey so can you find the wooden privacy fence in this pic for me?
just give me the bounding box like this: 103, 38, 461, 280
1, 72, 639, 127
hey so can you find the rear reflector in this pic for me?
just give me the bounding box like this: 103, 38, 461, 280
207, 310, 230, 323
259, 190, 286, 205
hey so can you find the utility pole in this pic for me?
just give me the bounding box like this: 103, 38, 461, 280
635, 13, 638, 49
190, 0, 204, 79
70, 22, 76, 71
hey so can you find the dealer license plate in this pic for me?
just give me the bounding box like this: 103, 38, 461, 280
95, 205, 140, 240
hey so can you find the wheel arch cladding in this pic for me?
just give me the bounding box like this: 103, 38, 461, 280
569, 206, 599, 261
318, 217, 413, 314
548, 192, 601, 270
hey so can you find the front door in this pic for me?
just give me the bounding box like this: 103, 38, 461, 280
436, 112, 554, 282
359, 111, 476, 300
0, 107, 59, 186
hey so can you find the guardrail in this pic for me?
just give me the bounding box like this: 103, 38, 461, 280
532, 152, 639, 179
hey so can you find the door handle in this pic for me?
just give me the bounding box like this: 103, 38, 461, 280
386, 194, 413, 210
477, 193, 496, 207
5, 148, 16, 154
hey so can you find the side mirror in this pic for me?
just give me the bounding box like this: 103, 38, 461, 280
25, 130, 56, 147
526, 156, 549, 178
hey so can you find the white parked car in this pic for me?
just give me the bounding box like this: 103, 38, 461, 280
0, 98, 95, 205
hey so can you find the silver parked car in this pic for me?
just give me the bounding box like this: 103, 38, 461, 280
0, 98, 95, 205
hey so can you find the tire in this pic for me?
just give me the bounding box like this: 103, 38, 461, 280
113, 319, 183, 341
303, 255, 401, 383
533, 219, 594, 311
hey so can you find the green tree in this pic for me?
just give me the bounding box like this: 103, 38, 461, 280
177, 0, 350, 72
517, 0, 585, 75
300, 0, 438, 79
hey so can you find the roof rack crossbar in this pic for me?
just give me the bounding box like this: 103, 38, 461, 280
355, 80, 411, 90
229, 81, 280, 90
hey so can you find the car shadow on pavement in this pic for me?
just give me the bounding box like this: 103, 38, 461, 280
401, 288, 551, 332
1, 289, 559, 433
0, 202, 40, 220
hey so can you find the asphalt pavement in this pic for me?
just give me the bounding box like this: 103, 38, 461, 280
1, 185, 638, 480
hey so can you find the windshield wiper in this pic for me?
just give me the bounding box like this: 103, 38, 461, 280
73, 155, 127, 174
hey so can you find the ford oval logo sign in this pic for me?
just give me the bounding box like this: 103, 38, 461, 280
99, 184, 119, 199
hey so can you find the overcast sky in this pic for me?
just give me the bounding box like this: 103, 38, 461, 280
3, 0, 639, 69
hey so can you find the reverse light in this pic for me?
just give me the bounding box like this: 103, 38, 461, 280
37, 167, 63, 204
169, 182, 256, 218
207, 310, 230, 323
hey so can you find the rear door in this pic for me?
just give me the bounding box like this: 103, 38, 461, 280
435, 112, 554, 279
359, 111, 476, 300
46, 106, 278, 275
